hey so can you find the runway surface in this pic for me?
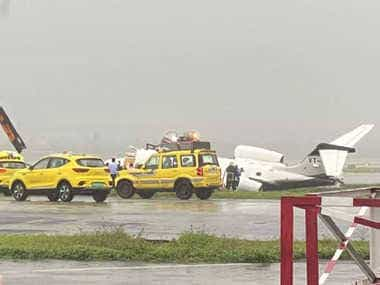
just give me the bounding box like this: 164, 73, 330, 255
0, 196, 368, 240
0, 261, 367, 285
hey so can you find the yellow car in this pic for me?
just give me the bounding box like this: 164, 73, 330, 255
10, 153, 112, 202
116, 146, 222, 200
0, 151, 27, 196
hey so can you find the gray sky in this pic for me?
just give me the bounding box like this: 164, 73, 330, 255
0, 0, 379, 161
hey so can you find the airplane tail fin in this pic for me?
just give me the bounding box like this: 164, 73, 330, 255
316, 124, 374, 178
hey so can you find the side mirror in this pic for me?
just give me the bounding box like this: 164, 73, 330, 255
28, 165, 33, 170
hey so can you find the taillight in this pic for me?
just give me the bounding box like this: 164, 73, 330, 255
72, 168, 90, 173
0, 168, 7, 174
197, 167, 203, 176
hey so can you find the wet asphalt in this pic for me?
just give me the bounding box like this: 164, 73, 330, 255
0, 261, 367, 285
0, 195, 368, 240
0, 195, 372, 284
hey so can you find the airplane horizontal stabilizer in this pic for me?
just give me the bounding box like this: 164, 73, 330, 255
320, 124, 374, 178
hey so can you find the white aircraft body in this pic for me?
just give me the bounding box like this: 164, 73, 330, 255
219, 124, 374, 191
108, 125, 373, 192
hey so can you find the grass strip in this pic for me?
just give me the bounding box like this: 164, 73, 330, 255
0, 231, 369, 263
113, 184, 379, 200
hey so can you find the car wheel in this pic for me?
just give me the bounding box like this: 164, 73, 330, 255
12, 181, 27, 201
137, 191, 155, 199
58, 181, 74, 202
175, 181, 193, 200
47, 189, 60, 202
92, 191, 108, 203
195, 188, 213, 200
116, 180, 135, 199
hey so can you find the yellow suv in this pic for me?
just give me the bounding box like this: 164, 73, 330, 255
10, 154, 111, 202
0, 151, 27, 196
116, 144, 222, 200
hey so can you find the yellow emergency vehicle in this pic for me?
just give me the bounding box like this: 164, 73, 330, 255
116, 142, 222, 200
10, 153, 112, 202
0, 151, 27, 195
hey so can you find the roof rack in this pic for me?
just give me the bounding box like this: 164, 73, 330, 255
146, 141, 211, 152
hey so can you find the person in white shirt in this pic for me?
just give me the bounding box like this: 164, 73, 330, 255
108, 158, 118, 188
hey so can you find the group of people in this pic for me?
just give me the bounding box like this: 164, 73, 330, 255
225, 162, 243, 191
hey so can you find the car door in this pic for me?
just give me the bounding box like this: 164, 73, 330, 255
46, 157, 68, 189
159, 155, 179, 189
134, 155, 161, 189
26, 158, 50, 189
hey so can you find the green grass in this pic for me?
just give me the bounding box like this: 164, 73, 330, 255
0, 230, 369, 263
344, 168, 380, 173
211, 188, 318, 200
112, 184, 378, 200
109, 190, 315, 200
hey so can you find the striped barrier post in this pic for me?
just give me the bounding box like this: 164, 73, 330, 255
280, 188, 380, 285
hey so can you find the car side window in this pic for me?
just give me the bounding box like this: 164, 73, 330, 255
32, 158, 50, 170
162, 156, 178, 169
145, 156, 160, 170
48, 158, 68, 169
181, 155, 195, 167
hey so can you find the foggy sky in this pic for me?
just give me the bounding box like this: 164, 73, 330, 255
0, 0, 379, 161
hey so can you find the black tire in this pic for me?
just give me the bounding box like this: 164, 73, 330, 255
12, 181, 28, 201
175, 180, 193, 200
116, 180, 135, 199
195, 188, 213, 200
137, 191, 155, 199
93, 191, 108, 203
58, 181, 74, 202
47, 189, 60, 202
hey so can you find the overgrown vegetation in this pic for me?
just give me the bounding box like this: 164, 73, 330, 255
0, 231, 369, 263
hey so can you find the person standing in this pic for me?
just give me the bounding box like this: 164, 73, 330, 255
225, 162, 236, 191
108, 158, 118, 189
232, 166, 242, 191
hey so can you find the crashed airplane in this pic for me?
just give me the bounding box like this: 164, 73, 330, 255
219, 125, 374, 191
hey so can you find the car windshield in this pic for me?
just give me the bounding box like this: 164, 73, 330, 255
76, 158, 105, 167
0, 161, 26, 169
198, 153, 219, 166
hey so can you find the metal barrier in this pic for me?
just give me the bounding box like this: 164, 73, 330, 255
280, 188, 380, 285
